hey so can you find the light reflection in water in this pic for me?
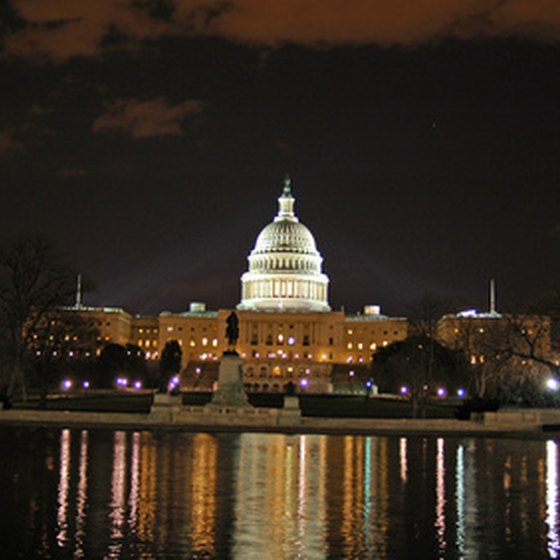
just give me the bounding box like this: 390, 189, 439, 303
191, 433, 217, 556
435, 438, 446, 558
297, 434, 307, 553
137, 432, 156, 545
73, 430, 88, 559
107, 431, 127, 559
232, 433, 327, 559
56, 428, 71, 548
363, 436, 372, 548
456, 444, 465, 556
547, 440, 560, 558
127, 431, 140, 536
399, 437, 407, 483
454, 440, 480, 560
23, 429, 558, 559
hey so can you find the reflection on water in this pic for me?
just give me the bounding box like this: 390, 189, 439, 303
0, 427, 558, 559
548, 440, 560, 559
435, 438, 446, 557
233, 433, 327, 559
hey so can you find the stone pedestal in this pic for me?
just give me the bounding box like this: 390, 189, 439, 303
206, 352, 251, 409
278, 395, 302, 426
150, 393, 182, 420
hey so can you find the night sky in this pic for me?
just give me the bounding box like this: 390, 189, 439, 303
1, 1, 560, 316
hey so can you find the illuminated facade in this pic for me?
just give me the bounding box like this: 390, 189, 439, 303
238, 177, 330, 312
438, 310, 552, 366
148, 179, 407, 391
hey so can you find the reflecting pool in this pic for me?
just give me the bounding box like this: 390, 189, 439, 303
0, 427, 558, 559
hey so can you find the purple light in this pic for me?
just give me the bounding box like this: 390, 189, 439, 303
300, 379, 309, 388
400, 385, 409, 395
437, 387, 447, 398
82, 380, 90, 389
457, 388, 466, 398
133, 380, 142, 390
168, 375, 180, 391
62, 379, 72, 390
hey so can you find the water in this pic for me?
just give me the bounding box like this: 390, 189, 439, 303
0, 427, 558, 559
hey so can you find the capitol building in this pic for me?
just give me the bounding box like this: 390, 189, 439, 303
77, 178, 408, 392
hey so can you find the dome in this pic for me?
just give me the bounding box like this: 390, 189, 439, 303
238, 177, 330, 312
253, 220, 319, 255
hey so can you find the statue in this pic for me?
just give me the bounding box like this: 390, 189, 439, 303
225, 311, 239, 350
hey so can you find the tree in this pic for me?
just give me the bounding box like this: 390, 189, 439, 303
474, 314, 555, 402
96, 343, 148, 388
158, 340, 182, 392
397, 295, 457, 415
441, 311, 556, 403
373, 335, 468, 417
28, 310, 99, 408
407, 293, 451, 340
0, 237, 75, 399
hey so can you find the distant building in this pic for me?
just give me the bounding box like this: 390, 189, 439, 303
438, 309, 552, 367
62, 304, 132, 350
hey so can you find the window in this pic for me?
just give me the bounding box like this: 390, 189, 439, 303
303, 335, 310, 346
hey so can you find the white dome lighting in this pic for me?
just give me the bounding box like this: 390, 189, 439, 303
238, 177, 330, 312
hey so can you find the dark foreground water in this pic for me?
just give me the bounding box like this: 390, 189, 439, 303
0, 427, 558, 559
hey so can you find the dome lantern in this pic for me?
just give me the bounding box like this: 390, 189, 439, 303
276, 175, 296, 221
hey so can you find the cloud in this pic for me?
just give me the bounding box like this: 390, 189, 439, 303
4, 0, 560, 62
4, 0, 172, 61
0, 130, 24, 157
92, 96, 203, 139
186, 0, 560, 46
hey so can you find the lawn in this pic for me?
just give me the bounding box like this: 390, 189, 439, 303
13, 391, 461, 418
